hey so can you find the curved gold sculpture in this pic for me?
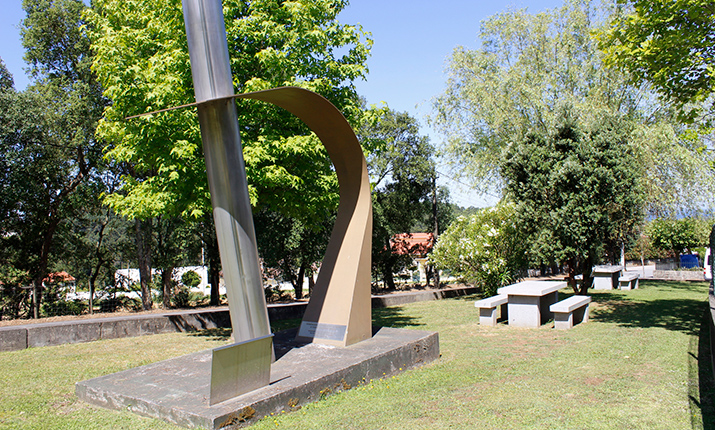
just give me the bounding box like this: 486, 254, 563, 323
236, 87, 373, 347
128, 86, 373, 348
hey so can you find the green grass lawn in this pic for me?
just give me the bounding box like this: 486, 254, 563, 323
1, 280, 714, 429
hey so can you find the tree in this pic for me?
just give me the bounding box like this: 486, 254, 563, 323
0, 0, 106, 318
358, 106, 438, 289
501, 117, 645, 295
601, 0, 715, 117
648, 218, 700, 263
430, 0, 714, 216
86, 0, 369, 219
430, 202, 528, 297
86, 0, 371, 304
57, 176, 132, 314
254, 209, 331, 299
153, 216, 200, 308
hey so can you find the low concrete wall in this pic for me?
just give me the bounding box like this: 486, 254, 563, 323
652, 270, 705, 281
0, 286, 477, 352
372, 286, 478, 308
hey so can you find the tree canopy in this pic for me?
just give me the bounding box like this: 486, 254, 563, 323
358, 106, 441, 288
601, 0, 715, 117
501, 117, 644, 294
0, 0, 105, 318
85, 0, 372, 224
430, 0, 714, 216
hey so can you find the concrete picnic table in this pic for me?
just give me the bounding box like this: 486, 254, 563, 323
592, 265, 623, 290
497, 281, 566, 328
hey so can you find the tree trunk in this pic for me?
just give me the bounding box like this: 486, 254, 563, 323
620, 241, 626, 269
32, 277, 43, 319
135, 218, 153, 311
431, 174, 440, 288
383, 265, 396, 290
162, 267, 173, 309
308, 272, 315, 297
88, 279, 95, 315
579, 259, 595, 296
294, 264, 305, 299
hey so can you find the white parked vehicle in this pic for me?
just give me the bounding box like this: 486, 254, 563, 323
705, 247, 712, 281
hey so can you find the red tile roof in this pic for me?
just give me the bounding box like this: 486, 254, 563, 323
390, 233, 434, 256
43, 271, 76, 283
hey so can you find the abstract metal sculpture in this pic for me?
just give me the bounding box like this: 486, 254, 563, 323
181, 0, 372, 352
127, 0, 373, 403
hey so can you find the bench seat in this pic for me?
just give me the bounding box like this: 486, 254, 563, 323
474, 294, 508, 326
618, 272, 640, 290
549, 295, 591, 329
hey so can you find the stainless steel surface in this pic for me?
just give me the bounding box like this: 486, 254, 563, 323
182, 0, 270, 343
209, 334, 273, 405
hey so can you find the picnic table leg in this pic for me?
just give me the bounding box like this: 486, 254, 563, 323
539, 291, 558, 324
507, 296, 542, 328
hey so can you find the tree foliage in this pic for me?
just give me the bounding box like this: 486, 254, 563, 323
501, 118, 644, 294
85, 0, 371, 224
1, 0, 106, 318
648, 217, 701, 260
601, 0, 715, 116
430, 202, 527, 296
358, 106, 440, 288
430, 0, 714, 215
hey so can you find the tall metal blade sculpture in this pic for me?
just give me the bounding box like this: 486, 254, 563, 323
183, 0, 269, 345
178, 0, 372, 404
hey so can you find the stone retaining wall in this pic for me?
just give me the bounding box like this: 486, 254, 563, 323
0, 286, 477, 352
652, 270, 705, 281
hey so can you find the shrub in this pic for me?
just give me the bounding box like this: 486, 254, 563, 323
42, 299, 86, 317
430, 202, 528, 296
180, 270, 201, 289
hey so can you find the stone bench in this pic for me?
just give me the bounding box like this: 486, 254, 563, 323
618, 272, 640, 290
474, 294, 508, 326
549, 295, 591, 330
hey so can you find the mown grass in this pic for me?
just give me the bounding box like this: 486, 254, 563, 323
1, 280, 714, 429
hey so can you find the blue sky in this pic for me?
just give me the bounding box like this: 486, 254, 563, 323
1, 0, 564, 207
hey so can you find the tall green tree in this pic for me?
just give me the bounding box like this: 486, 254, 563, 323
56, 172, 132, 314
358, 106, 439, 288
430, 0, 714, 216
501, 117, 644, 294
601, 0, 715, 118
86, 0, 370, 219
86, 0, 372, 304
1, 0, 105, 318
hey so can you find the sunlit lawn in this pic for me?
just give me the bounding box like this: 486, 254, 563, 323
1, 280, 714, 429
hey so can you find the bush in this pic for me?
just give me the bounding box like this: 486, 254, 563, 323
430, 202, 528, 296
173, 287, 191, 308
42, 299, 86, 317
180, 270, 201, 289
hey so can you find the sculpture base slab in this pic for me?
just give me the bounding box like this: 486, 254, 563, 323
75, 327, 439, 429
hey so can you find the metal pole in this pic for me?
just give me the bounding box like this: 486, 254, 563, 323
182, 0, 270, 342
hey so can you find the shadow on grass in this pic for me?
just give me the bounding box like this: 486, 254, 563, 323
188, 327, 232, 341
688, 309, 715, 430
590, 292, 704, 335
372, 306, 423, 329
640, 279, 710, 293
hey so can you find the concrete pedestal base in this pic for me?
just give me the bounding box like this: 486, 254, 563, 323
553, 304, 589, 330
592, 266, 623, 290
507, 291, 557, 328
75, 327, 438, 429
